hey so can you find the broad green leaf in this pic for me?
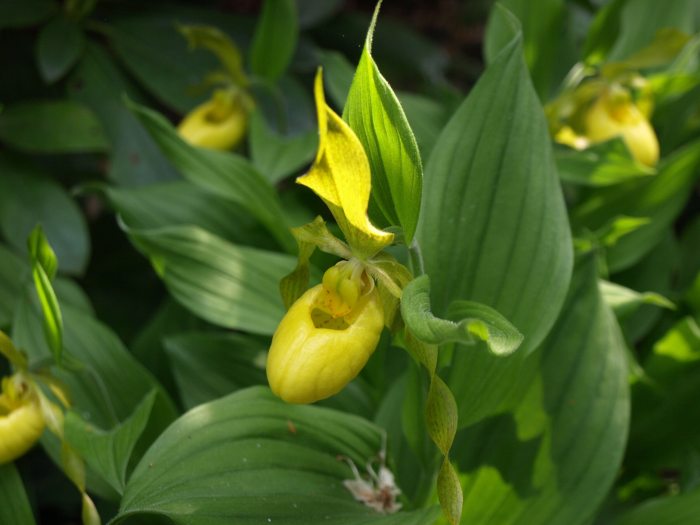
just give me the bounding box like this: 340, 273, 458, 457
97, 180, 270, 248
599, 279, 674, 318
616, 486, 700, 525
0, 464, 36, 525
36, 15, 85, 83
343, 3, 423, 243
250, 0, 298, 82
127, 225, 295, 335
418, 26, 572, 426
115, 386, 439, 525
402, 275, 523, 356
572, 138, 700, 272
129, 101, 295, 252
454, 255, 629, 525
607, 0, 699, 62
0, 155, 90, 275
249, 111, 317, 183
164, 331, 267, 409
0, 0, 56, 28
296, 0, 343, 29
555, 139, 656, 187
65, 390, 157, 495
485, 0, 567, 99
0, 100, 107, 153
68, 43, 179, 186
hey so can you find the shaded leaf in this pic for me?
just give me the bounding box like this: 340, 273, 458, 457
0, 464, 36, 525
127, 225, 295, 335
0, 100, 107, 153
250, 0, 298, 82
36, 15, 85, 83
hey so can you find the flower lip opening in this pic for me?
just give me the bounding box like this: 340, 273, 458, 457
310, 308, 351, 330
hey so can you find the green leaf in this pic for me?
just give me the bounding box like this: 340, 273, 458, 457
12, 296, 177, 438
320, 49, 355, 108
129, 101, 295, 252
27, 224, 58, 279
0, 464, 36, 525
398, 92, 450, 162
97, 180, 269, 248
599, 279, 675, 318
164, 331, 267, 409
401, 275, 523, 356
571, 138, 700, 272
0, 0, 56, 29
68, 43, 179, 186
65, 390, 158, 495
0, 100, 108, 154
454, 255, 630, 525
582, 0, 626, 65
127, 225, 295, 335
0, 155, 90, 275
616, 487, 700, 525
555, 139, 657, 187
27, 225, 63, 364
485, 0, 567, 99
606, 0, 699, 62
115, 387, 439, 525
626, 317, 700, 470
106, 19, 212, 112
36, 15, 85, 83
249, 110, 317, 183
343, 2, 423, 243
250, 0, 298, 82
418, 26, 572, 426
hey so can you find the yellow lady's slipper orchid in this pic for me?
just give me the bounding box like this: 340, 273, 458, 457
584, 87, 660, 167
267, 262, 384, 404
0, 374, 45, 464
177, 89, 248, 151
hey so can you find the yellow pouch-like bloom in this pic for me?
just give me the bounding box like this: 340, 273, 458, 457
584, 89, 660, 167
177, 89, 248, 151
267, 266, 384, 404
0, 377, 45, 464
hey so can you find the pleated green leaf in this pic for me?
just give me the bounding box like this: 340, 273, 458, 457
454, 255, 629, 525
36, 15, 85, 83
129, 101, 295, 252
616, 486, 700, 525
418, 22, 572, 427
65, 390, 157, 495
114, 387, 440, 525
343, 2, 423, 243
0, 464, 36, 525
127, 225, 295, 335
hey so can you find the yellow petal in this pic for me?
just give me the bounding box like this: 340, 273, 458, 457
584, 91, 659, 167
267, 284, 384, 404
178, 90, 248, 151
0, 397, 45, 464
296, 70, 393, 259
